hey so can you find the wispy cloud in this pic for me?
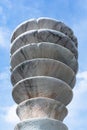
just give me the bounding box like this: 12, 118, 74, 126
65, 71, 87, 130
4, 104, 19, 124
0, 27, 10, 49
0, 69, 9, 80
0, 105, 19, 130
0, 6, 7, 25
0, 67, 10, 83
0, 1, 12, 49
0, 68, 18, 130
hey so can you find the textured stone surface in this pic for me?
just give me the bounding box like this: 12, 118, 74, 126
11, 29, 78, 58
11, 59, 76, 88
11, 42, 78, 73
11, 17, 78, 47
17, 97, 68, 121
14, 118, 68, 130
12, 76, 73, 105
10, 17, 78, 130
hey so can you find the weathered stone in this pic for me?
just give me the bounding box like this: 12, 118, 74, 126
11, 42, 78, 73
11, 29, 78, 58
12, 76, 73, 105
16, 97, 68, 121
11, 59, 76, 88
10, 17, 78, 130
11, 17, 78, 47
14, 118, 68, 130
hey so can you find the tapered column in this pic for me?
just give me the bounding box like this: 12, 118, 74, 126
10, 18, 78, 130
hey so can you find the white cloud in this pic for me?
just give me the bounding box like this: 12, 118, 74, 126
0, 67, 10, 85
65, 71, 87, 130
0, 2, 11, 48
4, 104, 19, 124
0, 27, 10, 49
0, 4, 8, 25
77, 71, 87, 79
0, 70, 9, 80
0, 68, 19, 125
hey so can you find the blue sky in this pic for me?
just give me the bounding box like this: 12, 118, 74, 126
0, 0, 87, 130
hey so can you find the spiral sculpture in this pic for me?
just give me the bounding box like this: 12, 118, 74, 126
10, 18, 78, 130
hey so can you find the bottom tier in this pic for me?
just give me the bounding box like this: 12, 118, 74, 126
14, 118, 68, 130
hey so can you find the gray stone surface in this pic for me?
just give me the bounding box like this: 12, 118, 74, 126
10, 17, 78, 130
11, 17, 78, 47
14, 118, 68, 130
11, 29, 78, 58
17, 97, 67, 121
12, 76, 73, 105
11, 42, 78, 73
11, 59, 76, 88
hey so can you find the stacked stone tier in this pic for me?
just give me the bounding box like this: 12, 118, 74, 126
10, 18, 78, 130
11, 42, 78, 73
11, 17, 78, 47
11, 29, 78, 58
12, 76, 73, 105
14, 118, 68, 130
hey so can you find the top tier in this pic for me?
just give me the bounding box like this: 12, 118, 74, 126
11, 17, 78, 47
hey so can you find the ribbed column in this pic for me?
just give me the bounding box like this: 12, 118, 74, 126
10, 18, 78, 130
